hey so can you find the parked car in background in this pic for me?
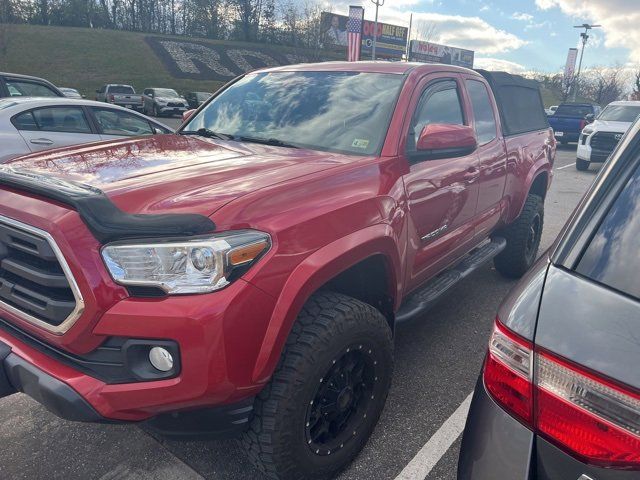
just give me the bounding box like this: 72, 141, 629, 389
548, 102, 601, 144
0, 63, 554, 480
459, 118, 640, 480
576, 100, 640, 170
545, 105, 558, 116
96, 84, 143, 112
143, 88, 189, 117
0, 72, 63, 98
59, 87, 83, 99
0, 97, 172, 162
184, 91, 213, 109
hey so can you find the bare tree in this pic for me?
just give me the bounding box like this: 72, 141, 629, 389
632, 69, 640, 101
413, 20, 438, 43
581, 65, 626, 105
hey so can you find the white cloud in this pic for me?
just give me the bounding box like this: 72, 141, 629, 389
408, 13, 527, 54
535, 0, 640, 62
512, 12, 534, 21
474, 57, 526, 73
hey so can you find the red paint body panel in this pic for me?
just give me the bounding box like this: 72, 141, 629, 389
0, 62, 554, 421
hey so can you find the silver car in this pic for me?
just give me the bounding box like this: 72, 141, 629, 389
0, 97, 172, 162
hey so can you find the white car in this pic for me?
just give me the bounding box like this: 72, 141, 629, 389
545, 105, 558, 116
59, 87, 83, 99
576, 100, 640, 170
0, 97, 173, 163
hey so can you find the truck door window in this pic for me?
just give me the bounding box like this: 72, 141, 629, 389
466, 80, 497, 145
409, 80, 464, 151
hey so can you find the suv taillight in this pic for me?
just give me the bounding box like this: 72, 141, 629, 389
579, 119, 587, 130
484, 319, 640, 469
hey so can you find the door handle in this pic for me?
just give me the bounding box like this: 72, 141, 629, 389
463, 167, 480, 183
30, 138, 54, 146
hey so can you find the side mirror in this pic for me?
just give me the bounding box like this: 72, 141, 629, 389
585, 113, 595, 123
415, 124, 477, 159
182, 109, 196, 123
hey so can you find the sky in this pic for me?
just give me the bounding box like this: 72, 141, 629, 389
322, 0, 639, 73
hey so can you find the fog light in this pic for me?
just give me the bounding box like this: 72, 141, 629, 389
149, 347, 174, 372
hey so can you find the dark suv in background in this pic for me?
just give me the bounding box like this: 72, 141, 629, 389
459, 119, 640, 479
0, 72, 63, 98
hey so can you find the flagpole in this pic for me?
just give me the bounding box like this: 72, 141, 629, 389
405, 13, 412, 61
371, 0, 384, 60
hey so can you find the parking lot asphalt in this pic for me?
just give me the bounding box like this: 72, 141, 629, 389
0, 146, 597, 480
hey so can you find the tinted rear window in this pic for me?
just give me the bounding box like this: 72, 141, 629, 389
555, 104, 594, 117
109, 86, 135, 94
577, 163, 640, 299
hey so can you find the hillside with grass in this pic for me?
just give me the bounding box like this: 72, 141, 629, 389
0, 24, 329, 97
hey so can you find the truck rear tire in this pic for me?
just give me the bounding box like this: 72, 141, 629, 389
493, 194, 544, 279
242, 292, 393, 480
576, 158, 590, 171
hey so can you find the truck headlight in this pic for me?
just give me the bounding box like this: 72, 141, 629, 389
582, 128, 594, 136
101, 230, 270, 294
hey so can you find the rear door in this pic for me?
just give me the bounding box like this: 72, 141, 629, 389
12, 106, 102, 152
462, 76, 506, 237
401, 74, 480, 289
535, 138, 640, 479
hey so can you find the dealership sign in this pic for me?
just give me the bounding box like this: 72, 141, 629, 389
146, 37, 332, 82
564, 48, 578, 86
321, 12, 408, 59
408, 40, 474, 69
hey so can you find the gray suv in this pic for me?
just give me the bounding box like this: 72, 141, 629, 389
459, 120, 640, 479
142, 88, 189, 117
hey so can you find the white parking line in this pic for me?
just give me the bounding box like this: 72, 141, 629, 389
556, 163, 575, 170
394, 392, 473, 480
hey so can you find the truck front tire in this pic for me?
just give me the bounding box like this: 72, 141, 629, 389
576, 158, 590, 171
242, 292, 393, 480
493, 194, 544, 279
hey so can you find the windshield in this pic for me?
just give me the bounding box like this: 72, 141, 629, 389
555, 104, 594, 117
156, 89, 180, 98
183, 71, 404, 156
598, 105, 640, 123
109, 86, 135, 94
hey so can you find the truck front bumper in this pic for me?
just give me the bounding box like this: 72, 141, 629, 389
0, 277, 276, 436
0, 339, 104, 422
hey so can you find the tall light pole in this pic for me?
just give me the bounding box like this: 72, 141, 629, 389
371, 0, 384, 60
571, 23, 601, 101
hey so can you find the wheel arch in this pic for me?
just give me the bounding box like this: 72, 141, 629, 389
251, 224, 402, 384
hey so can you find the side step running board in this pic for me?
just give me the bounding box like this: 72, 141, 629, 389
396, 237, 506, 323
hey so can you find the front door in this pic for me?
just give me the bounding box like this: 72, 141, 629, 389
402, 76, 480, 290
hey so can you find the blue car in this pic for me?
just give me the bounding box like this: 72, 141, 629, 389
548, 102, 601, 144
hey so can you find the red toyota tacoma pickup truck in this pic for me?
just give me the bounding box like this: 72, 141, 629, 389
0, 62, 554, 479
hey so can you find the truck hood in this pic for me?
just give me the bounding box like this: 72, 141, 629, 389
6, 135, 348, 217
590, 119, 632, 133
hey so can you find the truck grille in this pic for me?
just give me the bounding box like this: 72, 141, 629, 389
0, 216, 83, 334
590, 131, 622, 156
167, 102, 183, 107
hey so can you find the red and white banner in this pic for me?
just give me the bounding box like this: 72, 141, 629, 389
564, 48, 578, 85
347, 6, 364, 62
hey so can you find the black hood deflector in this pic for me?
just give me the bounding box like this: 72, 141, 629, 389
0, 167, 216, 243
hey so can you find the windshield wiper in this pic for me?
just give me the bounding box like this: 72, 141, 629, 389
180, 128, 234, 141
238, 136, 299, 149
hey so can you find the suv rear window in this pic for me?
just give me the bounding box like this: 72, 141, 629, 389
555, 104, 594, 117
577, 163, 640, 299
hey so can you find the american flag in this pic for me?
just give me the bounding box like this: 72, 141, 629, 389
347, 6, 364, 62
